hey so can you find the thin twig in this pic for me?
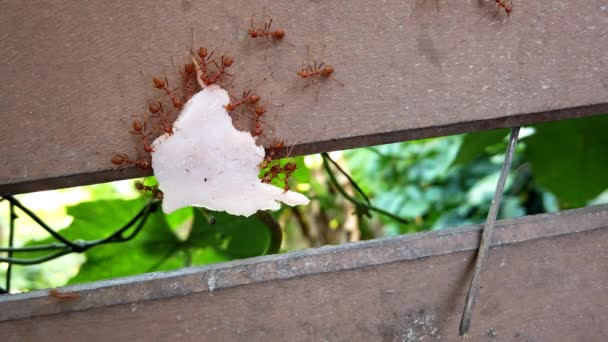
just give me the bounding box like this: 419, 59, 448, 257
459, 126, 521, 336
321, 153, 410, 225
0, 199, 160, 265
291, 206, 314, 246
255, 211, 283, 254
322, 153, 371, 205
3, 196, 79, 248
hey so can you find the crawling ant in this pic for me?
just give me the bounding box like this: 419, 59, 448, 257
297, 46, 344, 101
225, 89, 261, 112
194, 46, 215, 77
157, 114, 175, 135
134, 180, 164, 199
149, 101, 176, 136
261, 163, 282, 183
130, 119, 154, 153
205, 55, 235, 86
248, 10, 292, 58
174, 57, 198, 100
282, 161, 298, 191
111, 153, 151, 170
260, 160, 298, 191
48, 289, 80, 301
248, 16, 286, 41
259, 139, 286, 168
151, 73, 183, 109
250, 104, 267, 136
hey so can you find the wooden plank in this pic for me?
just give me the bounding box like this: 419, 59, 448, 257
0, 205, 607, 341
1, 0, 607, 194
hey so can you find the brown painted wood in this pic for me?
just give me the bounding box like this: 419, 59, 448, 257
1, 0, 607, 194
0, 205, 607, 341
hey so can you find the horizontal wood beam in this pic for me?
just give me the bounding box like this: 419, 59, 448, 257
1, 0, 607, 194
1, 204, 607, 340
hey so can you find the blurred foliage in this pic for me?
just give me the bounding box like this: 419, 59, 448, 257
1, 115, 607, 292
525, 116, 608, 208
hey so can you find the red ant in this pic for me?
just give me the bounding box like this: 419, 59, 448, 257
282, 161, 298, 191
174, 57, 198, 101
111, 153, 151, 170
250, 104, 267, 137
130, 119, 154, 153
194, 47, 215, 77
248, 16, 285, 41
48, 289, 80, 301
260, 160, 298, 192
225, 89, 261, 112
297, 46, 344, 101
204, 55, 234, 86
134, 180, 164, 199
248, 9, 293, 58
259, 139, 286, 168
151, 73, 183, 109
192, 51, 234, 87
149, 101, 176, 136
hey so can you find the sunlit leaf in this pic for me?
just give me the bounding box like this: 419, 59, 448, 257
526, 115, 608, 208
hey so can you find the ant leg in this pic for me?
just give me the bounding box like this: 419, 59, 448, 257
330, 76, 345, 86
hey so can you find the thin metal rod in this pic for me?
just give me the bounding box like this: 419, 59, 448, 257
459, 126, 521, 336
6, 201, 16, 292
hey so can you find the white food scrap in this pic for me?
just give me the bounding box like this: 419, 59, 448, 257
151, 85, 310, 216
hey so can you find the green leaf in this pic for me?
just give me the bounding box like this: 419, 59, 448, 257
454, 128, 509, 165
188, 209, 270, 259
525, 115, 608, 208
65, 199, 183, 284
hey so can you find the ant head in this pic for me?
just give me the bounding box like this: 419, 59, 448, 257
149, 103, 160, 114
152, 77, 165, 89
111, 154, 126, 165
273, 29, 285, 40
225, 103, 237, 111
248, 29, 259, 38
223, 55, 234, 67
184, 62, 196, 75
134, 181, 144, 190
284, 162, 297, 172
132, 120, 144, 132
249, 94, 261, 104
198, 47, 208, 59
321, 66, 334, 77
172, 98, 183, 109
297, 70, 308, 78
253, 105, 266, 116
137, 160, 151, 169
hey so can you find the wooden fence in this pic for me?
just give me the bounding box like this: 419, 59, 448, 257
0, 0, 607, 340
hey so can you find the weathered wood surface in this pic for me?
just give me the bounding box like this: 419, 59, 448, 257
1, 0, 607, 195
0, 205, 606, 341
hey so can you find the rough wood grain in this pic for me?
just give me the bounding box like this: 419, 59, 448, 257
0, 205, 607, 340
1, 0, 607, 194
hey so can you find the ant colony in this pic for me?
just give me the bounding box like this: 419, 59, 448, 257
112, 11, 349, 216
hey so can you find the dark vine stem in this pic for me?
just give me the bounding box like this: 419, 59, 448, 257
321, 153, 410, 225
